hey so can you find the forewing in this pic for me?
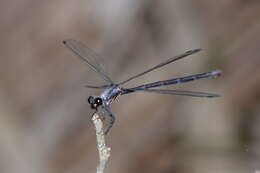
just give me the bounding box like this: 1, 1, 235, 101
118, 49, 201, 85
63, 39, 114, 84
85, 84, 112, 89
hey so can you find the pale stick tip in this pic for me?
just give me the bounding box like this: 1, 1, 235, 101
91, 112, 111, 173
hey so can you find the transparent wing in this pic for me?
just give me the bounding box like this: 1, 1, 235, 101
84, 84, 112, 89
63, 39, 114, 84
135, 89, 220, 98
118, 49, 201, 85
97, 104, 115, 135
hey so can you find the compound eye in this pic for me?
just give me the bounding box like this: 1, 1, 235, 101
88, 96, 94, 104
95, 97, 103, 106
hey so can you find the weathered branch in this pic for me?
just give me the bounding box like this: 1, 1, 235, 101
91, 112, 111, 173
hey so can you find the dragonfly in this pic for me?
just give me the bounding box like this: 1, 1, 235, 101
63, 39, 221, 135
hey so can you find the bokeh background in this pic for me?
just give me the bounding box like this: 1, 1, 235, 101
1, 0, 260, 173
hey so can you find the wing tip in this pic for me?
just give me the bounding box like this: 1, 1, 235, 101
63, 39, 76, 45
194, 48, 202, 52
186, 48, 202, 55
208, 94, 221, 98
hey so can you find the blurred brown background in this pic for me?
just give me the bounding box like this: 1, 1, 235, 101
1, 0, 260, 173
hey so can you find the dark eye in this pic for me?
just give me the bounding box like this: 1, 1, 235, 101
95, 97, 103, 106
88, 96, 94, 104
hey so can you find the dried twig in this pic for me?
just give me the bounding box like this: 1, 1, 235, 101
91, 112, 111, 173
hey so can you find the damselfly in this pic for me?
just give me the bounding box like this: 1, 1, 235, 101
63, 40, 221, 134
